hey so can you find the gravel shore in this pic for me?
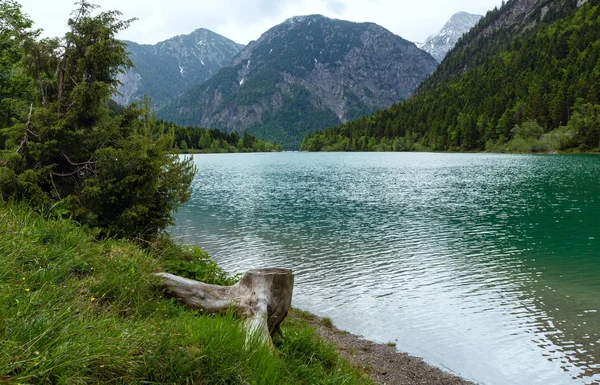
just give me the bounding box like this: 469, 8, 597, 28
291, 310, 475, 385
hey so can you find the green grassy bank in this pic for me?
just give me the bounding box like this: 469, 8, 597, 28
0, 203, 371, 384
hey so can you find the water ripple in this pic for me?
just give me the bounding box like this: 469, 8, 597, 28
172, 152, 600, 385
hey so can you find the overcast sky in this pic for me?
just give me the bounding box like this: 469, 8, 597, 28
20, 0, 503, 45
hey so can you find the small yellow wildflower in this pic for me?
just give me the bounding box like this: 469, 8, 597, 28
22, 277, 25, 281
25, 288, 30, 292
90, 297, 96, 302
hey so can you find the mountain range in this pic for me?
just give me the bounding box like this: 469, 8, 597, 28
158, 15, 438, 148
114, 11, 486, 148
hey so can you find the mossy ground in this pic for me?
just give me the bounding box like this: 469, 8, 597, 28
0, 203, 372, 384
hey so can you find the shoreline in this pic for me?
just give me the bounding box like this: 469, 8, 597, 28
291, 309, 475, 385
177, 149, 600, 155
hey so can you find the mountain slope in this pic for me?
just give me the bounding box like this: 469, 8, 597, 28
417, 12, 482, 62
422, 0, 584, 92
301, 0, 600, 153
159, 15, 438, 149
114, 29, 244, 108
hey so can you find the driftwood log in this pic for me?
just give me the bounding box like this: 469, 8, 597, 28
155, 268, 293, 347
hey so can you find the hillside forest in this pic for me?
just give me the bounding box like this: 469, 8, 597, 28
301, 0, 600, 153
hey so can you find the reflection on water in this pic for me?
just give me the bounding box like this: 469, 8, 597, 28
171, 152, 600, 385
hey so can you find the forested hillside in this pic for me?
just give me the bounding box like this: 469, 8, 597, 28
301, 0, 600, 153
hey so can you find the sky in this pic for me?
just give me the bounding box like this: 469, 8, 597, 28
20, 0, 503, 45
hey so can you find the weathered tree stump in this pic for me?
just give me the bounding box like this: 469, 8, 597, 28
155, 268, 293, 347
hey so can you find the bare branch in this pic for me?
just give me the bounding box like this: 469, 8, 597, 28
50, 170, 79, 177
49, 153, 98, 180
16, 104, 33, 154
61, 152, 97, 167
49, 173, 62, 199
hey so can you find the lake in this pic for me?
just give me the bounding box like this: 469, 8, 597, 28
170, 152, 600, 385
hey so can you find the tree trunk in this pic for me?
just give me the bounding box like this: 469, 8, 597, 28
155, 268, 293, 347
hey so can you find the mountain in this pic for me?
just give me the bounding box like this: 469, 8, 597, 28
301, 0, 600, 153
158, 15, 438, 149
114, 29, 244, 108
417, 12, 482, 62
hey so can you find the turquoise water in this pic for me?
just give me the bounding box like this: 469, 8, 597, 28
171, 152, 600, 385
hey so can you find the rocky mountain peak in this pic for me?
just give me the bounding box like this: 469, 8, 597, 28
114, 29, 243, 108
283, 14, 325, 25
417, 11, 482, 62
445, 11, 482, 27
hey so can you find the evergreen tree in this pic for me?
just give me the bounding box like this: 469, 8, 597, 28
0, 1, 195, 240
0, 0, 34, 130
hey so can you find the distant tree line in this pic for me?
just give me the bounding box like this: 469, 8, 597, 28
169, 122, 282, 153
109, 97, 283, 153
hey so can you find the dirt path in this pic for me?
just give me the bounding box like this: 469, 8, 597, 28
293, 311, 475, 385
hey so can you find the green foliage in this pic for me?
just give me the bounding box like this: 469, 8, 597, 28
0, 203, 372, 385
320, 317, 334, 329
511, 120, 544, 140
247, 85, 341, 150
301, 1, 600, 153
0, 1, 195, 240
568, 101, 600, 150
168, 122, 283, 153
0, 0, 34, 131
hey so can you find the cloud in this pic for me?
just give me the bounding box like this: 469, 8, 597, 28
324, 0, 348, 15
256, 0, 297, 16
21, 0, 503, 46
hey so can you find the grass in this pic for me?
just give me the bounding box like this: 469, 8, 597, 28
0, 203, 373, 385
321, 318, 334, 329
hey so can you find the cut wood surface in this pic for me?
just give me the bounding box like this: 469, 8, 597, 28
156, 268, 293, 346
